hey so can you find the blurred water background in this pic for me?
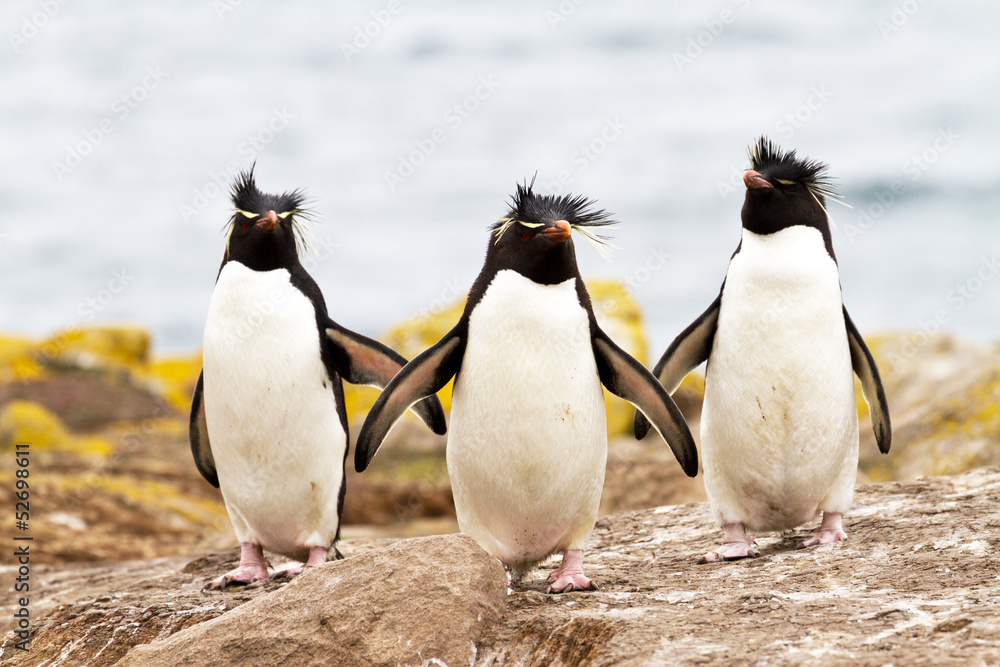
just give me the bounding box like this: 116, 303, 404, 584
2, 0, 998, 353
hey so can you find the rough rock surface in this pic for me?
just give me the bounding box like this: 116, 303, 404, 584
116, 534, 506, 667
4, 469, 999, 666
859, 333, 1000, 481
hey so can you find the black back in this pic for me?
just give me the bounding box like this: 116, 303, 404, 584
740, 136, 838, 261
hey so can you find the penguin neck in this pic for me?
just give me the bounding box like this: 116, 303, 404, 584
219, 240, 302, 275
739, 214, 837, 263
467, 242, 583, 315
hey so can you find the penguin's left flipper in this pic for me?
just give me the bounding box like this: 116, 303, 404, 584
355, 327, 466, 473
592, 327, 698, 477
635, 295, 720, 440
844, 307, 891, 453
325, 319, 447, 435
189, 370, 219, 488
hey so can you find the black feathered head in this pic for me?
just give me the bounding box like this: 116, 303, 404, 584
741, 137, 841, 256
477, 177, 617, 286
747, 136, 836, 203
491, 176, 618, 259
222, 167, 314, 271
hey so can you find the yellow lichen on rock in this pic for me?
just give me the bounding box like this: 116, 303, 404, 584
857, 331, 1000, 483
38, 325, 151, 372
54, 474, 229, 528
589, 280, 650, 436
0, 400, 113, 456
143, 352, 203, 413
0, 333, 43, 380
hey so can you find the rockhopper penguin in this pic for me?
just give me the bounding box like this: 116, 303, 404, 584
190, 168, 446, 589
635, 137, 891, 563
356, 179, 697, 592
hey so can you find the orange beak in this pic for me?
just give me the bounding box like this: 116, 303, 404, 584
257, 210, 279, 231
743, 170, 772, 190
540, 219, 572, 242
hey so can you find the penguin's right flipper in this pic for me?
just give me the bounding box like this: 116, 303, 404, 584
592, 328, 698, 477
634, 295, 720, 440
325, 319, 447, 435
189, 370, 219, 488
844, 307, 892, 454
355, 328, 466, 473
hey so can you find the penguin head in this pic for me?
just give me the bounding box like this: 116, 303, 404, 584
223, 168, 311, 271
741, 136, 838, 252
486, 178, 616, 284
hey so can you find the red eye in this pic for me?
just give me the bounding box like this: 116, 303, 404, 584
242, 223, 250, 230
521, 233, 530, 240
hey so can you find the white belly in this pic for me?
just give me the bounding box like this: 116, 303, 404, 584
448, 271, 607, 566
202, 262, 346, 559
702, 227, 859, 531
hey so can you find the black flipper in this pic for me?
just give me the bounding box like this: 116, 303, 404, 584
635, 295, 721, 440
592, 327, 698, 477
189, 371, 219, 488
325, 318, 447, 435
355, 326, 466, 472
844, 307, 891, 453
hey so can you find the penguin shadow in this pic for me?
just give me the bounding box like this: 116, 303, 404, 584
747, 529, 830, 562
692, 529, 824, 565
769, 529, 818, 554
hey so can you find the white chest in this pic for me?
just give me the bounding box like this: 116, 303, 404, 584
447, 270, 607, 563
701, 227, 859, 530
200, 262, 346, 555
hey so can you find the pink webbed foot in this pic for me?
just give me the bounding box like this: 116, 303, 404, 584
547, 549, 597, 593
698, 523, 760, 564
270, 545, 330, 580
800, 512, 847, 548
204, 542, 271, 590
